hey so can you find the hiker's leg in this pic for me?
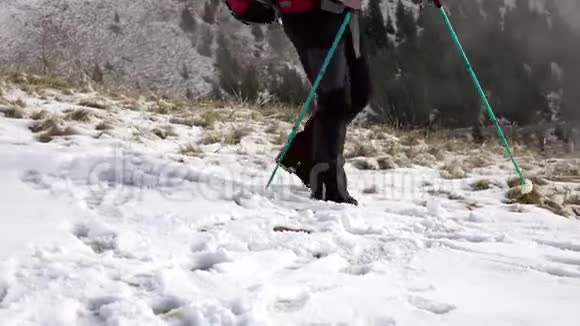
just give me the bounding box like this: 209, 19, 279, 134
345, 29, 372, 124
280, 12, 348, 189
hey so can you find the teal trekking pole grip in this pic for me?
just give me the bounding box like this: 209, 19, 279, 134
266, 11, 353, 189
433, 1, 533, 194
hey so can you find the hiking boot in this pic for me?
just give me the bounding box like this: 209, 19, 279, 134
278, 128, 313, 188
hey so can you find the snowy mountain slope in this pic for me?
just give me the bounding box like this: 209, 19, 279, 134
1, 76, 580, 325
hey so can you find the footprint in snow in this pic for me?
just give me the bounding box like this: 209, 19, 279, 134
535, 239, 580, 253
341, 264, 373, 276
0, 285, 7, 305
408, 296, 456, 315
190, 249, 231, 272
273, 291, 310, 313
151, 296, 185, 316
124, 273, 160, 292
72, 222, 118, 255
545, 254, 580, 268
87, 296, 121, 319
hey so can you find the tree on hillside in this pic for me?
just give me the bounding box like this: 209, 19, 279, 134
363, 0, 390, 54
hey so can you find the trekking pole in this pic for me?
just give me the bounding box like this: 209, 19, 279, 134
266, 11, 353, 189
431, 0, 533, 194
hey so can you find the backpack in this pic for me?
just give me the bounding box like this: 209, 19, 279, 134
225, 0, 319, 24
224, 0, 277, 24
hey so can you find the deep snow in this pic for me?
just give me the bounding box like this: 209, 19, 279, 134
1, 85, 580, 326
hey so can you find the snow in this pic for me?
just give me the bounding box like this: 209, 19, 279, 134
1, 87, 580, 325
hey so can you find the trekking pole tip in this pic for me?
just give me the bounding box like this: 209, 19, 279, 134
520, 178, 534, 195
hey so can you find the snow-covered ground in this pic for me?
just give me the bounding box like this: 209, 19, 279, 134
1, 78, 580, 325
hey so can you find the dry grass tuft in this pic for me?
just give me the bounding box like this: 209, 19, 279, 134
64, 108, 95, 122
565, 193, 580, 206
428, 189, 465, 201
400, 133, 423, 146
179, 144, 204, 157
95, 121, 113, 131
351, 158, 378, 170
30, 110, 49, 121
363, 185, 379, 194
346, 141, 380, 158
0, 106, 25, 119
224, 126, 251, 145
9, 73, 70, 90
412, 153, 437, 167
274, 131, 288, 145
377, 155, 398, 170
464, 155, 491, 170
506, 187, 543, 205
13, 99, 26, 108
192, 110, 221, 129
201, 131, 222, 145
78, 99, 110, 110
440, 160, 467, 179
169, 116, 196, 127
152, 125, 178, 140
29, 115, 77, 143
471, 179, 493, 191
265, 122, 281, 135
507, 176, 550, 188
